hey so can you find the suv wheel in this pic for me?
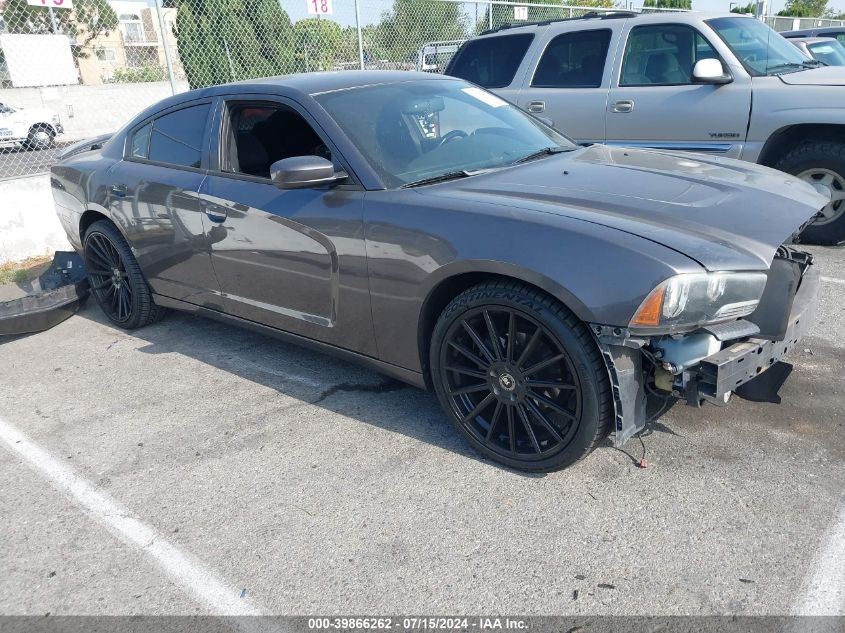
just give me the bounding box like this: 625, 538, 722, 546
430, 281, 614, 472
774, 141, 845, 245
26, 124, 55, 151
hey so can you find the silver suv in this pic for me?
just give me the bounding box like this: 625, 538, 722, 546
446, 11, 845, 244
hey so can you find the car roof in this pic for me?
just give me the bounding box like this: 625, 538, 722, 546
475, 10, 752, 36
783, 26, 845, 36
789, 36, 839, 43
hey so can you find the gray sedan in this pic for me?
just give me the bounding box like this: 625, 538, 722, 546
51, 72, 826, 471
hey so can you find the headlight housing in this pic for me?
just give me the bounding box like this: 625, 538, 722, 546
630, 272, 767, 330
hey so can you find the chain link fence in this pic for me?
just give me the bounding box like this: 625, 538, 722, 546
0, 0, 837, 180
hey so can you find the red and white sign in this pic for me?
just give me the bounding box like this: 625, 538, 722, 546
306, 0, 332, 15
26, 0, 73, 9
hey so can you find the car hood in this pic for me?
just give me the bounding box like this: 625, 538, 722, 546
419, 145, 827, 271
778, 65, 845, 85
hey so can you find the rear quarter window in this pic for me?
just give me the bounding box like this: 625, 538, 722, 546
146, 103, 211, 169
447, 33, 534, 88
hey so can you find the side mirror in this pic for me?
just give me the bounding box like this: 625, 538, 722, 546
692, 58, 733, 85
270, 156, 347, 189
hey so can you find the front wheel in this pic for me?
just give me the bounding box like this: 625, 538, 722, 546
430, 281, 614, 472
774, 141, 845, 245
83, 220, 166, 329
25, 125, 55, 151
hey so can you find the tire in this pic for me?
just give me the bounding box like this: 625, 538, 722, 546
430, 281, 614, 472
83, 220, 166, 329
25, 124, 55, 151
774, 141, 845, 245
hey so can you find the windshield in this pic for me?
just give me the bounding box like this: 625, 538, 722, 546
315, 78, 574, 188
807, 39, 845, 65
707, 16, 812, 75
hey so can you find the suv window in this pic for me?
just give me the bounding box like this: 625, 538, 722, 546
621, 24, 719, 86
146, 103, 211, 168
447, 34, 534, 88
532, 29, 612, 88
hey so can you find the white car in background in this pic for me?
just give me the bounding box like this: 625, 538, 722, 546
0, 101, 63, 150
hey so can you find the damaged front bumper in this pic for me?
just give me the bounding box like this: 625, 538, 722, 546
594, 248, 819, 446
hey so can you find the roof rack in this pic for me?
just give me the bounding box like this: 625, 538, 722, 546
478, 10, 638, 35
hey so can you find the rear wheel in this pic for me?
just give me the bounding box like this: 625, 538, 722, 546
83, 220, 166, 329
774, 141, 845, 245
430, 281, 614, 472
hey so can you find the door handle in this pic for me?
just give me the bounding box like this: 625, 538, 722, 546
110, 184, 127, 198
202, 202, 228, 224
526, 101, 545, 113
610, 100, 635, 113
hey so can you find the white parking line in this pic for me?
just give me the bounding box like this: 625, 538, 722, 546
822, 276, 845, 286
794, 501, 845, 615
0, 415, 265, 617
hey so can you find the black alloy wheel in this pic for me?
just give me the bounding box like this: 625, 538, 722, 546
83, 219, 166, 329
431, 281, 613, 471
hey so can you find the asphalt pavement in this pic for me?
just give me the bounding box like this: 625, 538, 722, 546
0, 245, 843, 617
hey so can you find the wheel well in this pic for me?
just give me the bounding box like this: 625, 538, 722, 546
29, 122, 56, 137
79, 209, 110, 241
759, 124, 845, 167
417, 272, 561, 390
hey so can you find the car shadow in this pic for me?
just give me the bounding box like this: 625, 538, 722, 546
76, 303, 680, 477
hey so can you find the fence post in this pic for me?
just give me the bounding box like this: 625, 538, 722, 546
154, 0, 178, 95
488, 1, 492, 30
354, 0, 365, 70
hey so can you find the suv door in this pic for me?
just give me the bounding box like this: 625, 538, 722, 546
109, 100, 222, 309
198, 96, 377, 355
605, 22, 752, 157
446, 32, 537, 104
514, 26, 619, 143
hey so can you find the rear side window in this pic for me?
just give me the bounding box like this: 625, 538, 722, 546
146, 103, 211, 168
621, 24, 719, 86
447, 34, 534, 88
532, 29, 612, 88
130, 123, 151, 159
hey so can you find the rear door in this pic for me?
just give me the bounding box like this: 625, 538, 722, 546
446, 32, 537, 104
108, 100, 222, 309
514, 26, 620, 143
605, 22, 752, 158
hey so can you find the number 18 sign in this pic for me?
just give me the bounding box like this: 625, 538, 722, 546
26, 0, 74, 9
307, 0, 332, 15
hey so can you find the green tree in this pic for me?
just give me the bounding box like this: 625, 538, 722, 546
172, 0, 297, 89
643, 0, 692, 8
475, 0, 613, 36
373, 0, 467, 62
777, 0, 832, 16
295, 18, 343, 71
1, 0, 118, 59
730, 2, 755, 12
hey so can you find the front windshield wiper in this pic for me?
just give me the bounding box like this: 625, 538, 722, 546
766, 59, 825, 75
400, 170, 476, 189
510, 146, 573, 166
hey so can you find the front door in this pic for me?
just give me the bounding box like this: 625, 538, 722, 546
605, 22, 752, 158
198, 97, 376, 355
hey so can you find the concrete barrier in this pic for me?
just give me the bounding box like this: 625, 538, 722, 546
0, 175, 71, 264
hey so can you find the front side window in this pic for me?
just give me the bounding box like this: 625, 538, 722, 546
621, 25, 721, 86
223, 103, 331, 179
146, 103, 211, 168
446, 34, 534, 88
707, 16, 811, 75
316, 78, 574, 188
532, 29, 612, 88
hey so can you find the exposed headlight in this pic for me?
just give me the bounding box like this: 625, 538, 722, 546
630, 272, 767, 329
